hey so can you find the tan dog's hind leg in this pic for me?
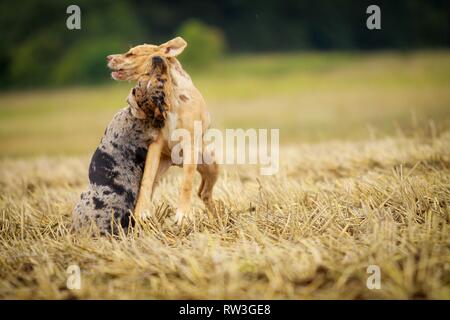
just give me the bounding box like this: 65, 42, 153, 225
135, 134, 164, 219
197, 161, 219, 212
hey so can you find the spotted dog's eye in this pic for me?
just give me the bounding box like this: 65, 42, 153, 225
125, 53, 134, 58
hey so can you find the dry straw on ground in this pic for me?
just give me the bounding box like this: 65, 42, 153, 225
1, 52, 449, 299
1, 130, 449, 299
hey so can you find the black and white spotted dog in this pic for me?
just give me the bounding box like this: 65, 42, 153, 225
72, 57, 169, 235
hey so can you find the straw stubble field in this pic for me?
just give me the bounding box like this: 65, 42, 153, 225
0, 51, 449, 299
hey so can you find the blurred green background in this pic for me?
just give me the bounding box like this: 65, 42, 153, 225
1, 0, 448, 88
0, 0, 449, 156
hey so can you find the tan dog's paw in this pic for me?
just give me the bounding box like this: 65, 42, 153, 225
174, 209, 193, 226
139, 209, 152, 221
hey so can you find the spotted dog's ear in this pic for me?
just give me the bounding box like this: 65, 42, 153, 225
158, 37, 187, 57
127, 88, 146, 119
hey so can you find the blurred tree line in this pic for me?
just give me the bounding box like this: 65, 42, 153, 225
0, 0, 448, 88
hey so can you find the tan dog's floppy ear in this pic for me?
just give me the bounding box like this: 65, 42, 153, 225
127, 88, 146, 119
159, 37, 187, 57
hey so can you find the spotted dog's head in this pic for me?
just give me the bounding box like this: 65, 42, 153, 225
127, 56, 171, 128
107, 37, 187, 81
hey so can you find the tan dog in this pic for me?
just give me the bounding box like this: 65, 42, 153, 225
107, 37, 219, 224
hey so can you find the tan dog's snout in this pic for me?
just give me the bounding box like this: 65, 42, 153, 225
106, 54, 122, 66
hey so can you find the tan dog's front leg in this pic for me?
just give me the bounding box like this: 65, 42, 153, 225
175, 162, 196, 224
135, 134, 164, 219
175, 134, 198, 225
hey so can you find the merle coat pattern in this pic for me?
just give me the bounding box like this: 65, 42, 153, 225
72, 108, 157, 234
72, 62, 168, 235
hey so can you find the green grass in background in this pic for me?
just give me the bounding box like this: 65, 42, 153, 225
0, 51, 449, 157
